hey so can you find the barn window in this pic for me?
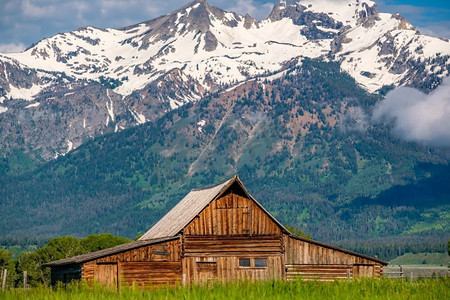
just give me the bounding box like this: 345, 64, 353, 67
254, 258, 267, 268
239, 258, 251, 267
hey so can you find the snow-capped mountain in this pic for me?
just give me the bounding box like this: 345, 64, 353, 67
0, 0, 449, 159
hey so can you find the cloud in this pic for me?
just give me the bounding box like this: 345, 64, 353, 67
417, 21, 450, 39
0, 43, 26, 53
0, 0, 279, 49
227, 0, 274, 20
377, 0, 450, 39
372, 77, 450, 147
339, 106, 369, 133
22, 0, 55, 18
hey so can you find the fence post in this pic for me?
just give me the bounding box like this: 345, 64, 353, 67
24, 271, 27, 290
400, 265, 404, 279
410, 271, 413, 282
1, 269, 7, 290
346, 268, 351, 279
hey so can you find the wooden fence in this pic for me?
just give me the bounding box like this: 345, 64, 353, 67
384, 265, 449, 280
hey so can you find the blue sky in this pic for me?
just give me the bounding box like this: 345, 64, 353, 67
0, 0, 449, 53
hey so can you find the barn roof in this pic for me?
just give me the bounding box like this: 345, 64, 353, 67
139, 175, 290, 240
44, 236, 179, 267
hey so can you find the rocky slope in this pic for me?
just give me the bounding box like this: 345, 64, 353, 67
1, 60, 448, 241
0, 0, 449, 160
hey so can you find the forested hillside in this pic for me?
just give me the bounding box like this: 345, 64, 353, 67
1, 60, 449, 243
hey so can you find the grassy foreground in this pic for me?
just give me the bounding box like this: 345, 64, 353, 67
1, 278, 449, 300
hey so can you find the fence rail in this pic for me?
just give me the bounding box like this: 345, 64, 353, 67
384, 265, 449, 280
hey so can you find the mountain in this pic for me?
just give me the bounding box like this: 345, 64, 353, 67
0, 0, 449, 161
1, 59, 449, 243
0, 0, 449, 243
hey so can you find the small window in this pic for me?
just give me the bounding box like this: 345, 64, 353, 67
254, 258, 267, 268
239, 258, 251, 267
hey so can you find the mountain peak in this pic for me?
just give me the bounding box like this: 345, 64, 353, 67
270, 0, 378, 27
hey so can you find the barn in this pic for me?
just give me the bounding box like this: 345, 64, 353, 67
45, 175, 387, 288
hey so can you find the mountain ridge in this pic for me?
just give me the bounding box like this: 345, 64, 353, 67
0, 0, 449, 242
0, 0, 449, 159
1, 59, 448, 242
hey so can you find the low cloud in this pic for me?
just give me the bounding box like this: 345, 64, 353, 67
340, 106, 369, 133
0, 43, 26, 53
372, 77, 450, 147
227, 0, 274, 20
417, 21, 450, 39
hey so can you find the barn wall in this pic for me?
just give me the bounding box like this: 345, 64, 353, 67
81, 239, 182, 287
283, 235, 383, 279
120, 261, 181, 287
184, 235, 283, 255
182, 235, 284, 283
183, 255, 284, 284
184, 193, 281, 236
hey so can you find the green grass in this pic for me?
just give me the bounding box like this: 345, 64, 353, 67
390, 253, 450, 266
1, 278, 448, 300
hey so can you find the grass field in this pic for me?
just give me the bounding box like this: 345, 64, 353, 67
389, 253, 449, 266
1, 278, 449, 300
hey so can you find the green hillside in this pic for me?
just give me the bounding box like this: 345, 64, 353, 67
1, 60, 449, 244
389, 253, 450, 265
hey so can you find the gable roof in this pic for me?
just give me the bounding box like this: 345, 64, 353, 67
44, 236, 179, 267
139, 175, 289, 240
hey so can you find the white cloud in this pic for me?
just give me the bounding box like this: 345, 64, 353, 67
22, 0, 55, 18
227, 0, 274, 20
372, 77, 450, 147
340, 106, 369, 133
0, 43, 26, 53
417, 21, 450, 39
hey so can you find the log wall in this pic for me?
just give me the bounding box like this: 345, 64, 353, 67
284, 235, 383, 279
182, 234, 284, 283
286, 264, 352, 281
81, 239, 182, 287
184, 193, 281, 236
184, 235, 283, 255
183, 255, 284, 284
284, 235, 379, 265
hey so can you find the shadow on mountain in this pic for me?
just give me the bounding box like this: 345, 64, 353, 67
350, 162, 450, 209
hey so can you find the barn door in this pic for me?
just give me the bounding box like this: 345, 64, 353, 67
94, 263, 118, 288
196, 261, 217, 284
353, 264, 374, 277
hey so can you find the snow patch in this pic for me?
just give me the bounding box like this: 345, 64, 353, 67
66, 140, 73, 154
129, 109, 146, 124
6, 84, 45, 101
26, 102, 40, 108
106, 89, 115, 125
197, 119, 206, 132
0, 106, 7, 114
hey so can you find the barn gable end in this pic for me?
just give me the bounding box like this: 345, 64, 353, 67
183, 181, 283, 236
139, 175, 288, 240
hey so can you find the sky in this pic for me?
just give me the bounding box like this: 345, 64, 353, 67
0, 0, 449, 53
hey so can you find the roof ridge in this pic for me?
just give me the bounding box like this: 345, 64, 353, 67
191, 175, 237, 191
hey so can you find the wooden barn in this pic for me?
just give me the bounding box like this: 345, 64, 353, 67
45, 175, 387, 288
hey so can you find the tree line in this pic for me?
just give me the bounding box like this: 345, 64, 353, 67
0, 233, 131, 288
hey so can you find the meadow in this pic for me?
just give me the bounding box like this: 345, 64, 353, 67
1, 278, 448, 300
